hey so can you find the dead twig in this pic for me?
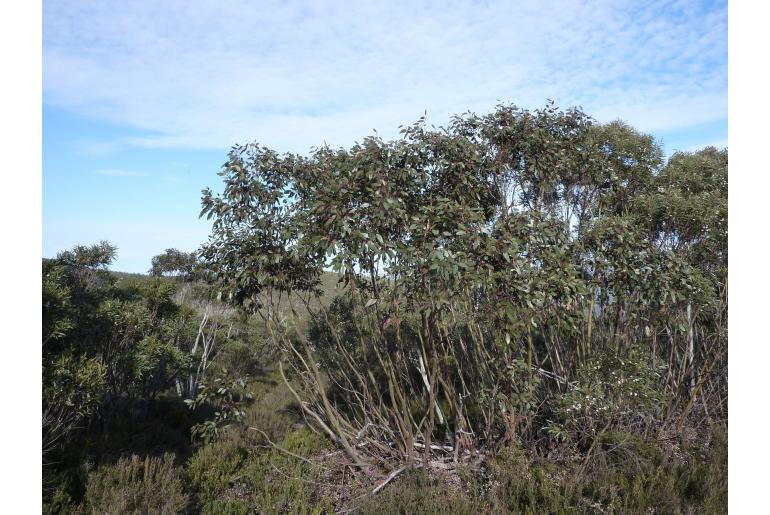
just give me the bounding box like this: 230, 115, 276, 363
372, 463, 421, 495
249, 427, 315, 465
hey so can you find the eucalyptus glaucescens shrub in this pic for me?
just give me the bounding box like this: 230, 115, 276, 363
200, 103, 727, 470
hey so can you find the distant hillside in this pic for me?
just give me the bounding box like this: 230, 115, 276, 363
110, 270, 150, 282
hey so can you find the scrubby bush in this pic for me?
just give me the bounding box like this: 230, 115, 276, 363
546, 347, 668, 445
187, 439, 248, 509
486, 448, 572, 514
186, 427, 330, 514
200, 102, 727, 479
240, 376, 299, 443
213, 339, 261, 378
478, 431, 728, 514
150, 248, 199, 280
186, 372, 253, 443
356, 468, 482, 514
42, 244, 236, 508
81, 453, 189, 514
234, 428, 330, 513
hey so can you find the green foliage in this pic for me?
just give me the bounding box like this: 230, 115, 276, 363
56, 241, 118, 270
131, 336, 190, 398
240, 375, 298, 443
150, 248, 199, 280
548, 348, 668, 443
212, 339, 258, 377
187, 373, 253, 443
187, 440, 248, 508
574, 429, 727, 514
485, 448, 572, 514
93, 280, 192, 403
81, 453, 189, 514
42, 244, 217, 506
187, 378, 330, 514
635, 147, 727, 276
44, 353, 106, 420
43, 481, 78, 515
232, 428, 330, 513
43, 102, 727, 513
44, 248, 195, 414
356, 468, 483, 514
43, 262, 75, 343
199, 102, 727, 476
479, 431, 727, 514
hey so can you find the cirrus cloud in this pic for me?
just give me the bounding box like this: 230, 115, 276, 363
43, 0, 727, 153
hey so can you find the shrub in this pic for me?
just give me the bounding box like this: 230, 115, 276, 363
186, 374, 253, 443
81, 453, 188, 514
234, 427, 330, 513
213, 339, 250, 374
199, 103, 726, 473
483, 431, 727, 514
187, 425, 330, 514
239, 375, 300, 445
187, 440, 248, 508
484, 447, 572, 514
547, 347, 668, 445
355, 468, 482, 515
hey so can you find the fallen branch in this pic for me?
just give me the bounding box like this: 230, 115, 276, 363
413, 441, 454, 452
372, 463, 421, 495
536, 367, 567, 384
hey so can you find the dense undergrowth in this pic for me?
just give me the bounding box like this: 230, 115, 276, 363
43, 103, 726, 513
43, 255, 726, 514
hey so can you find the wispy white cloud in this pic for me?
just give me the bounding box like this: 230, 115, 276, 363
43, 0, 727, 153
72, 139, 122, 156
95, 168, 146, 177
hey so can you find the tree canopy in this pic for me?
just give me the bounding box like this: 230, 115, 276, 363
199, 102, 726, 469
149, 248, 199, 280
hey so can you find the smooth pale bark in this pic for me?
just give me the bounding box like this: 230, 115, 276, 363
417, 351, 445, 425
687, 303, 695, 397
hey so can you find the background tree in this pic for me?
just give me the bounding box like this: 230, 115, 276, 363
42, 243, 215, 505
149, 248, 199, 280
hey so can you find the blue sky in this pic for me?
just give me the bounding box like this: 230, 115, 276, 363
43, 0, 727, 272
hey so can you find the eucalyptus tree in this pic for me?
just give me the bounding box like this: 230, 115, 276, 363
149, 248, 199, 280
200, 103, 726, 469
